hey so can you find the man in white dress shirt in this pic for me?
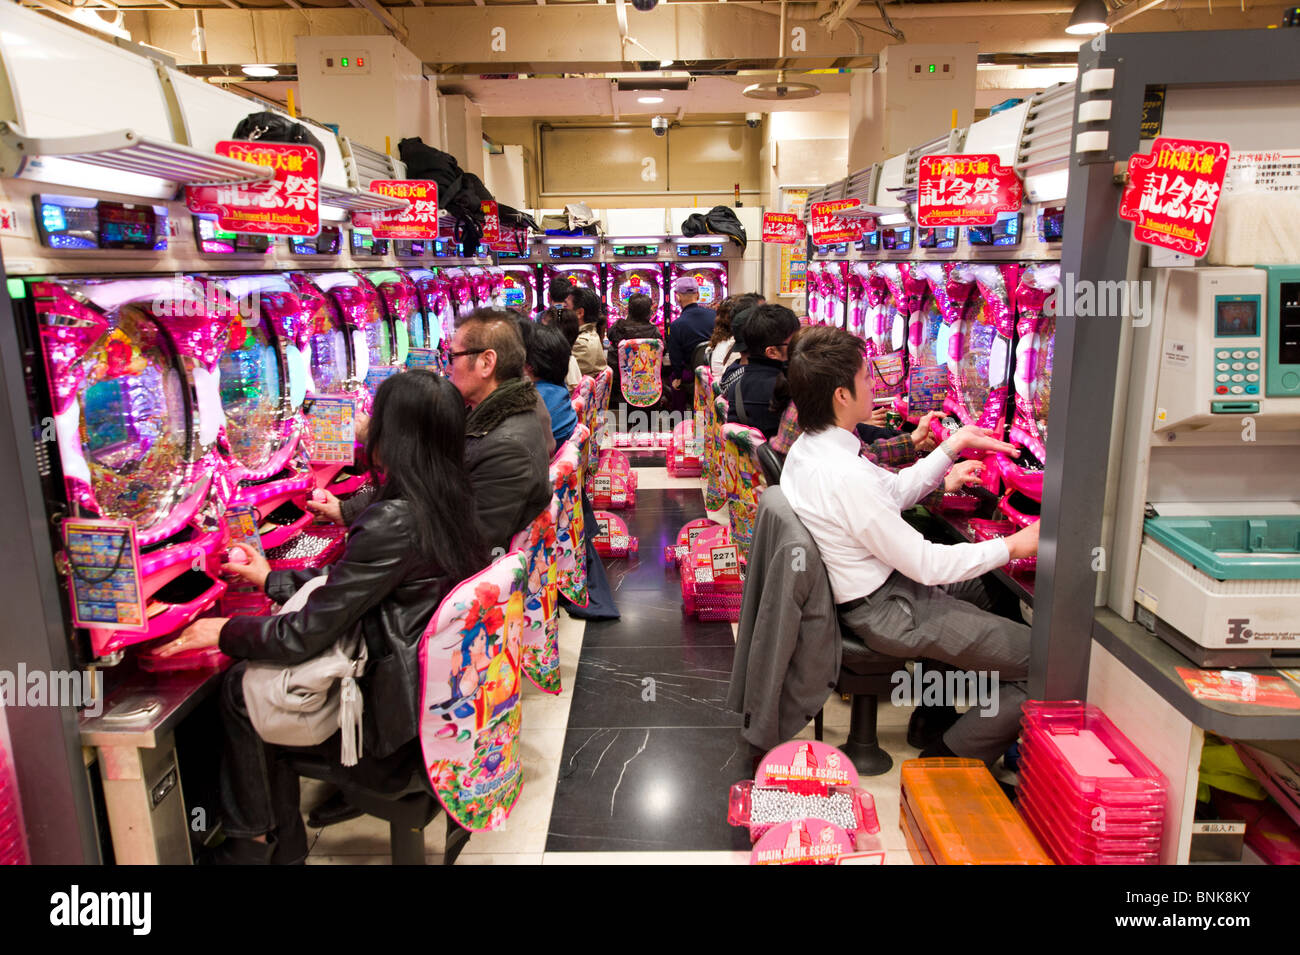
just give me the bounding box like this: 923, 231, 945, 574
781, 327, 1039, 764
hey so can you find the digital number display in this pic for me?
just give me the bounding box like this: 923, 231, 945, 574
1215, 300, 1259, 337
676, 244, 723, 257
37, 195, 166, 251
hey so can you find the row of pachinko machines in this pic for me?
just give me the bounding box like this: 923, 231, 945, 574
496, 260, 730, 332
18, 266, 509, 670
807, 259, 1059, 529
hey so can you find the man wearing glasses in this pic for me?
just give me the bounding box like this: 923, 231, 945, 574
312, 311, 552, 554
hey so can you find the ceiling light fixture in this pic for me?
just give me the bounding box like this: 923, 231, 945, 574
659, 59, 674, 68
1065, 0, 1110, 35
241, 64, 280, 78
637, 96, 665, 104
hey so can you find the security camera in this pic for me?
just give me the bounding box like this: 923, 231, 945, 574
745, 112, 761, 128
631, 0, 658, 9
651, 115, 669, 137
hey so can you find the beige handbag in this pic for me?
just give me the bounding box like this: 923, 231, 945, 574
241, 577, 369, 765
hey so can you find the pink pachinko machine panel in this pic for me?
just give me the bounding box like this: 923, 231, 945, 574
310, 271, 392, 400
287, 272, 370, 498
995, 263, 1059, 527
667, 262, 728, 323
31, 277, 229, 658
209, 274, 314, 551
407, 268, 455, 374
898, 262, 960, 424
441, 267, 477, 322
863, 263, 918, 405
845, 261, 875, 342
363, 269, 421, 369
606, 263, 667, 331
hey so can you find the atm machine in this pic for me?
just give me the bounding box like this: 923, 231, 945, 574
1110, 266, 1300, 668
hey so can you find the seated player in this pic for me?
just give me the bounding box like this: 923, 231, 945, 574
526, 322, 579, 445
780, 326, 1039, 766
722, 304, 801, 440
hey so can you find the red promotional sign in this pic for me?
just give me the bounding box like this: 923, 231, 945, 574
368, 180, 437, 240
810, 199, 874, 245
762, 212, 802, 245
488, 226, 528, 253
481, 200, 500, 243
917, 154, 1023, 227
185, 141, 320, 237
1118, 137, 1229, 258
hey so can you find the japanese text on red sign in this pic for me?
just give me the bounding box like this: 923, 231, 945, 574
369, 180, 438, 240
1118, 138, 1229, 259
762, 212, 802, 245
916, 154, 1022, 227
185, 141, 321, 237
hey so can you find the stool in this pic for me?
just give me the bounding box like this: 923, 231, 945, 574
285, 755, 471, 866
813, 630, 901, 777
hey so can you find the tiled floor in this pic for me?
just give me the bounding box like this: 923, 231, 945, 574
306, 465, 926, 865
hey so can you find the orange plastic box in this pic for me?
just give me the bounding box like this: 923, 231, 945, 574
900, 758, 1052, 865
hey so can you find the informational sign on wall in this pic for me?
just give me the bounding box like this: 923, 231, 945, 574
779, 188, 809, 296
185, 142, 320, 237
916, 154, 1023, 227
1118, 137, 1230, 259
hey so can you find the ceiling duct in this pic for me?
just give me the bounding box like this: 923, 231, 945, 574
743, 0, 821, 101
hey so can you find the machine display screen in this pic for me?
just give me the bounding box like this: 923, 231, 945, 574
814, 243, 849, 256
613, 245, 659, 256
350, 229, 389, 256
432, 239, 455, 257
548, 244, 595, 259
857, 232, 880, 253
195, 217, 271, 254
395, 240, 426, 257
1039, 206, 1065, 243
676, 244, 724, 257
1215, 300, 1259, 337
881, 228, 912, 251
917, 228, 957, 250
290, 227, 341, 256
968, 213, 1022, 247
37, 195, 167, 251
496, 248, 527, 259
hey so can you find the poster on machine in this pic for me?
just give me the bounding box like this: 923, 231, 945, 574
366, 180, 438, 240
63, 519, 147, 633
810, 199, 874, 245
1118, 137, 1230, 259
916, 154, 1023, 227
185, 141, 320, 237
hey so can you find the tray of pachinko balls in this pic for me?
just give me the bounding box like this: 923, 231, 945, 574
729, 741, 885, 865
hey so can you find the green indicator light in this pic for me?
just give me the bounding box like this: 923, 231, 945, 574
929, 64, 936, 73
341, 57, 349, 67
7, 278, 25, 299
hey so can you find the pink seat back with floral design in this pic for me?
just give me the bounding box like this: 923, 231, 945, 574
551, 423, 590, 606
509, 496, 562, 695
721, 423, 768, 563
418, 549, 529, 831
618, 338, 663, 408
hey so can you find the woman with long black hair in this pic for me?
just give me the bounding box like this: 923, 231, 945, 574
160, 370, 488, 863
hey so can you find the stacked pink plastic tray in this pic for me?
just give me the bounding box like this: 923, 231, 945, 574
593, 511, 638, 559
1016, 701, 1167, 865
666, 419, 703, 478
591, 450, 638, 510
0, 707, 29, 865
676, 524, 745, 622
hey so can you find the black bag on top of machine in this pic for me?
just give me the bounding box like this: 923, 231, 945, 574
397, 136, 493, 250
232, 111, 326, 160
681, 205, 748, 253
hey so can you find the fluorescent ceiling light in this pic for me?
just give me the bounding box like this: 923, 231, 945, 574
659, 59, 674, 67
241, 64, 279, 78
1065, 0, 1109, 35
69, 8, 131, 41
637, 96, 665, 104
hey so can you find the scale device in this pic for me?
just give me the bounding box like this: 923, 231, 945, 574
1113, 266, 1300, 667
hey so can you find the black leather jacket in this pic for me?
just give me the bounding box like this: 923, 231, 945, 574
219, 499, 453, 758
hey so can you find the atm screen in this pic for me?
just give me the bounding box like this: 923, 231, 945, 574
1216, 300, 1259, 337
